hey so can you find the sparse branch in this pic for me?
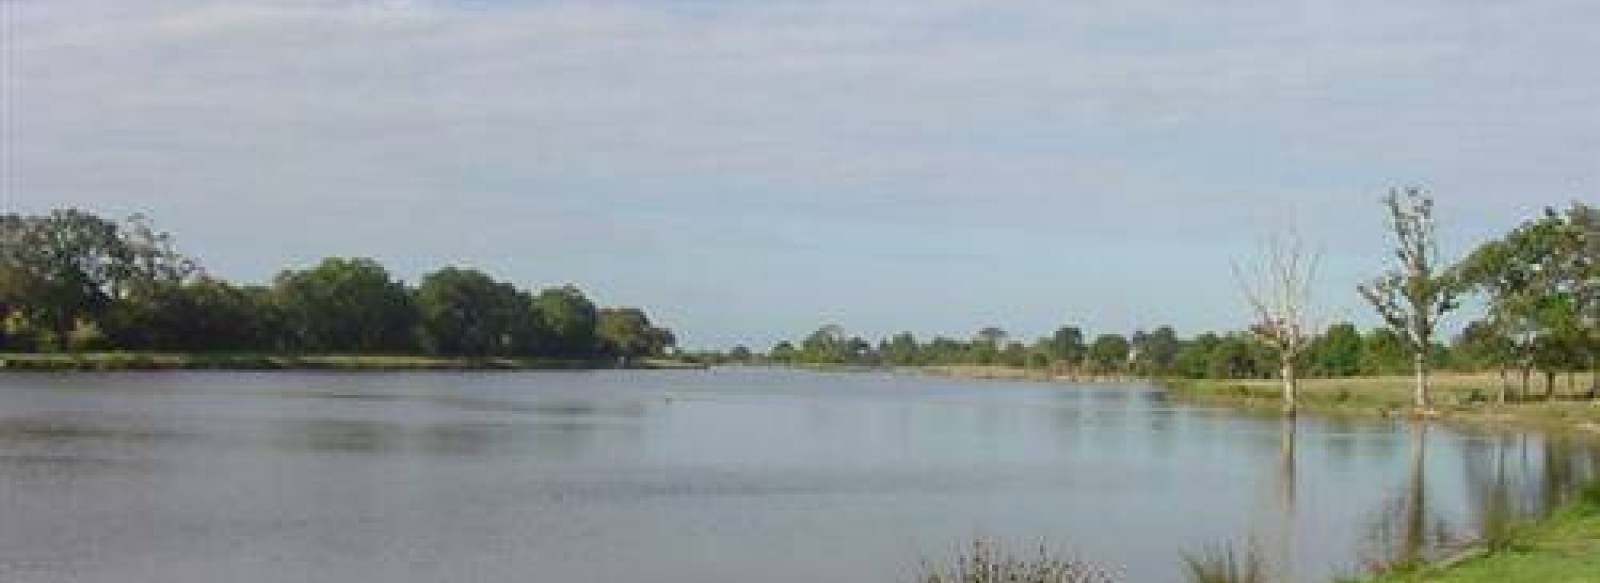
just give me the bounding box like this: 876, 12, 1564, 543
1360, 187, 1459, 409
1235, 228, 1320, 415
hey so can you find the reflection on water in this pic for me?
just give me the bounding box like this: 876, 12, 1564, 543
1323, 422, 1593, 580
0, 369, 1594, 583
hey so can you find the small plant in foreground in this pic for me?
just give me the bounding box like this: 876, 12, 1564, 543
1181, 543, 1267, 583
917, 538, 1118, 583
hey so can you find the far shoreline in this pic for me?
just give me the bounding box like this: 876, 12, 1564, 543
760, 362, 1600, 438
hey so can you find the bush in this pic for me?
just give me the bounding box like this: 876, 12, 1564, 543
1181, 544, 1267, 583
918, 538, 1118, 583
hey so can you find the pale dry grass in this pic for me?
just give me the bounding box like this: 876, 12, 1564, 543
1166, 372, 1600, 435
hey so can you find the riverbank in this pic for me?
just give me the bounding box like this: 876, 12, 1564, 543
0, 352, 707, 372
863, 363, 1600, 437
1162, 374, 1600, 437
1363, 484, 1600, 583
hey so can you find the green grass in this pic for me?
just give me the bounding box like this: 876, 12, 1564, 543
1163, 374, 1600, 436
1358, 492, 1600, 583
0, 352, 703, 372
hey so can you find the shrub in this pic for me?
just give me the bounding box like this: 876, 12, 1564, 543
918, 538, 1118, 583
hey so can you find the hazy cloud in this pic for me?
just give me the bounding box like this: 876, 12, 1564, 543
5, 0, 1597, 346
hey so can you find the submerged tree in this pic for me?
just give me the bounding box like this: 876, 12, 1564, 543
1236, 230, 1318, 415
1359, 188, 1459, 409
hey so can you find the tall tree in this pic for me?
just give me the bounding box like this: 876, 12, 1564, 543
1459, 203, 1598, 399
273, 257, 417, 353
1558, 203, 1598, 396
414, 267, 523, 357
533, 285, 599, 357
0, 210, 130, 347
1236, 231, 1319, 414
1359, 188, 1460, 409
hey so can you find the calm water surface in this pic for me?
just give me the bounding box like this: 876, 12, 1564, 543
0, 368, 1593, 583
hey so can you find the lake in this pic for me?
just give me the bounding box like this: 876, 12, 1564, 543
0, 368, 1593, 583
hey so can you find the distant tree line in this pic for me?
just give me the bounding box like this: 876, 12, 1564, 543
711, 322, 1443, 380
0, 209, 676, 361
712, 200, 1598, 399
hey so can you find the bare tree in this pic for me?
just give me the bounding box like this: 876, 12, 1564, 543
1235, 230, 1319, 416
1359, 187, 1460, 410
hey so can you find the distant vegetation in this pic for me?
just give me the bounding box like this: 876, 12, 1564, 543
0, 209, 676, 362
708, 196, 1597, 403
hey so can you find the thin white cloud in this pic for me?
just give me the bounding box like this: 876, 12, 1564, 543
4, 0, 1597, 345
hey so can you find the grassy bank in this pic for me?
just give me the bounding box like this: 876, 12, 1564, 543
0, 352, 706, 372
1360, 485, 1600, 583
1163, 374, 1600, 436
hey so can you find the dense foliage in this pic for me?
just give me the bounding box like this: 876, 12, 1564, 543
0, 209, 675, 360
726, 322, 1441, 381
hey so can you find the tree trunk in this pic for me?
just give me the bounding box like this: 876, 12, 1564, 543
1545, 370, 1556, 400
1281, 360, 1298, 416
1591, 353, 1599, 400
1520, 365, 1533, 401
1497, 365, 1510, 405
1413, 351, 1430, 409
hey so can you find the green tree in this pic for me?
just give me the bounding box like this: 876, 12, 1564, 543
1361, 328, 1410, 375
1043, 325, 1087, 369
1459, 203, 1599, 399
1307, 322, 1364, 378
597, 307, 672, 361
799, 324, 847, 363
1088, 333, 1130, 375
1175, 333, 1221, 379
1207, 334, 1272, 379
414, 267, 523, 357
881, 332, 922, 366
969, 327, 1008, 365
105, 278, 276, 351
1131, 326, 1182, 377
999, 341, 1029, 368
273, 257, 416, 353
0, 210, 130, 348
533, 285, 599, 357
769, 341, 798, 363
1359, 188, 1460, 408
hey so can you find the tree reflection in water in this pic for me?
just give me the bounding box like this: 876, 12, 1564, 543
1358, 424, 1598, 577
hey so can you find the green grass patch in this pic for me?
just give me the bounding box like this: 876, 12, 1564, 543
1357, 502, 1600, 583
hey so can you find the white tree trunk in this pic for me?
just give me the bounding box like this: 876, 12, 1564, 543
1413, 352, 1429, 409
1281, 360, 1298, 416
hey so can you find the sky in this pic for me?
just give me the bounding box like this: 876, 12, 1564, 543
3, 0, 1597, 349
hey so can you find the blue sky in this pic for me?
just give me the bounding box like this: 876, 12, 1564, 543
3, 0, 1597, 348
